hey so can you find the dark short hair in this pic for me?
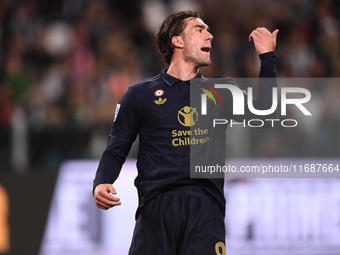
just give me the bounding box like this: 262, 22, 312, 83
155, 10, 203, 65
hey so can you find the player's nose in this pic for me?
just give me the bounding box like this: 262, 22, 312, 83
207, 31, 213, 42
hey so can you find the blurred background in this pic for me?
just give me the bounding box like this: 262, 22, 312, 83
0, 0, 339, 254
0, 0, 339, 173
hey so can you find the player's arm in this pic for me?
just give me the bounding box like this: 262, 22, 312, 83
252, 27, 278, 119
93, 85, 140, 210
93, 136, 133, 210
233, 27, 278, 123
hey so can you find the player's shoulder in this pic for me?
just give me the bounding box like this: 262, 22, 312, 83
210, 74, 234, 82
122, 73, 164, 104
203, 74, 243, 96
205, 74, 238, 86
133, 73, 163, 87
129, 74, 163, 92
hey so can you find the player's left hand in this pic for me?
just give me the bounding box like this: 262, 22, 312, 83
249, 27, 279, 55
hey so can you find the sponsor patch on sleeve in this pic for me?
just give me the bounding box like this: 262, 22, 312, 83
114, 103, 121, 122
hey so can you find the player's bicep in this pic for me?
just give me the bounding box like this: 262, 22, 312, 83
110, 87, 140, 142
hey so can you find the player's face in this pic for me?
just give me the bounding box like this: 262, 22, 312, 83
181, 18, 213, 67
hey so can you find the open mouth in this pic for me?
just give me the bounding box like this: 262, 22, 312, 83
201, 47, 211, 53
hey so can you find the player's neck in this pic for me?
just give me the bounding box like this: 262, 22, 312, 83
167, 61, 199, 81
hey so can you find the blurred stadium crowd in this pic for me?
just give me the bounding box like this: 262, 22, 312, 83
0, 0, 339, 172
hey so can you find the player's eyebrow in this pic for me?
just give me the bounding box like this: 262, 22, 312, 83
194, 24, 210, 32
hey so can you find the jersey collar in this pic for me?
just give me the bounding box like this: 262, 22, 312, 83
160, 69, 203, 87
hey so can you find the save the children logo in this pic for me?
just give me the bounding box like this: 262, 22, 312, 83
177, 106, 198, 127
173, 106, 209, 147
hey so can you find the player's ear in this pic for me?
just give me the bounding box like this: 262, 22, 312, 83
172, 36, 184, 49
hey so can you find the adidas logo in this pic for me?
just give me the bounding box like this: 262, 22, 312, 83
154, 97, 167, 105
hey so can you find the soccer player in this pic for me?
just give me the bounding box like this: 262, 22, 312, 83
93, 10, 278, 254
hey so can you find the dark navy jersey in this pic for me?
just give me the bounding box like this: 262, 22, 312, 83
93, 52, 277, 215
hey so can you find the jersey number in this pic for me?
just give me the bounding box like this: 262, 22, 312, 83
215, 241, 225, 255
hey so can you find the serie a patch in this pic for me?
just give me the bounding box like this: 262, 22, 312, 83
114, 103, 121, 122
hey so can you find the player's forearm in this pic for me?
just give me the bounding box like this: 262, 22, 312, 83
259, 51, 276, 78
233, 51, 277, 123
252, 51, 277, 117
93, 136, 133, 193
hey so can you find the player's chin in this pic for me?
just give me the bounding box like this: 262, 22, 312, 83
197, 57, 211, 66
200, 60, 211, 67
194, 56, 211, 68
